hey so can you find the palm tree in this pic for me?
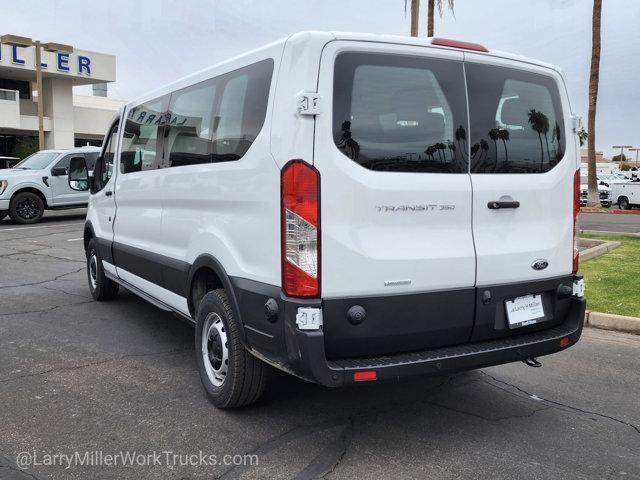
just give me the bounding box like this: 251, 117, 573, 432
405, 0, 454, 37
455, 125, 467, 157
528, 109, 545, 170
480, 139, 489, 162
405, 0, 420, 36
587, 0, 602, 207
488, 128, 500, 171
497, 128, 510, 169
428, 0, 455, 37
447, 140, 456, 161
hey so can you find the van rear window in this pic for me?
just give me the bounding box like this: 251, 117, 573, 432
466, 63, 565, 174
333, 53, 469, 173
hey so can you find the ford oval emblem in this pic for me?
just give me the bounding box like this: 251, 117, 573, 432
532, 260, 549, 271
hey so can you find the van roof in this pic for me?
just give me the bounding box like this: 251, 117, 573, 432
129, 30, 563, 108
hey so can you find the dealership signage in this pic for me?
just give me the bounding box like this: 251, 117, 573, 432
0, 44, 94, 77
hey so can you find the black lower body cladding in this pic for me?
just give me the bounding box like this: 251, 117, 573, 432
231, 275, 585, 387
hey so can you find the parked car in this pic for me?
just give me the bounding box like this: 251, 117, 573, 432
579, 174, 611, 207
70, 32, 586, 408
0, 147, 100, 224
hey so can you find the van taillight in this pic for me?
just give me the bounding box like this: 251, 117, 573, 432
281, 160, 320, 298
573, 170, 580, 274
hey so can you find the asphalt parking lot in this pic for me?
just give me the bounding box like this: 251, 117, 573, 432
1, 214, 639, 480
579, 212, 640, 234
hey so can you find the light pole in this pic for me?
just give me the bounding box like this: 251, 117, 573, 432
628, 148, 640, 167
0, 34, 73, 151
611, 145, 633, 164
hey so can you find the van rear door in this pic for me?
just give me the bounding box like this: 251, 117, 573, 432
314, 42, 476, 357
464, 54, 576, 341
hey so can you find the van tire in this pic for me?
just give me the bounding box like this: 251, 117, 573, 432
0, 210, 7, 220
86, 238, 119, 300
195, 289, 267, 408
618, 197, 630, 210
9, 191, 44, 224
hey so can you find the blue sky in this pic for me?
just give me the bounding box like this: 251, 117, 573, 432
2, 0, 638, 159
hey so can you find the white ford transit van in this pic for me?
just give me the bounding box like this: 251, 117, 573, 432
69, 32, 586, 408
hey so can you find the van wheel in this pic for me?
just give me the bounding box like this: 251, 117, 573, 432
0, 210, 7, 220
195, 289, 267, 408
9, 191, 44, 224
618, 197, 630, 210
86, 238, 119, 300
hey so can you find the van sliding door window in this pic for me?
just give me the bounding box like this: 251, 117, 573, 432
332, 52, 469, 173
466, 63, 565, 174
121, 96, 170, 174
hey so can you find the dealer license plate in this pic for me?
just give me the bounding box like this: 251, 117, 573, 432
505, 294, 545, 329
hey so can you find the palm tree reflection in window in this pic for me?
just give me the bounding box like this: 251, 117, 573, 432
455, 125, 467, 159
528, 109, 550, 170
551, 121, 562, 165
337, 120, 360, 160
497, 128, 510, 169
488, 128, 500, 172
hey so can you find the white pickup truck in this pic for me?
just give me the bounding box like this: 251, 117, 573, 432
611, 180, 640, 210
0, 146, 100, 224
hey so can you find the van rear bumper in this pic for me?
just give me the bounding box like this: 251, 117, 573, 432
232, 276, 586, 387
294, 296, 584, 386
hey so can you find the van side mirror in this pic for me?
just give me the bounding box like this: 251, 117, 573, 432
68, 157, 89, 191
51, 166, 68, 176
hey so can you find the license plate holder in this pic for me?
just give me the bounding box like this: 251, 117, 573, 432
505, 294, 545, 329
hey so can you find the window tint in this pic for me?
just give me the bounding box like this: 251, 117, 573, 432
214, 74, 249, 159
121, 96, 169, 173
333, 53, 469, 173
164, 59, 273, 168
466, 64, 565, 174
165, 79, 217, 167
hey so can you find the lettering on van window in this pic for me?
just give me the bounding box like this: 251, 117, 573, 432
375, 204, 455, 213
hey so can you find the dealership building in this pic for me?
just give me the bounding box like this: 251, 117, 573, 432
0, 42, 126, 158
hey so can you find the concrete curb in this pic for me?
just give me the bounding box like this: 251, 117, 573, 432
579, 239, 621, 261
580, 229, 640, 237
585, 311, 640, 335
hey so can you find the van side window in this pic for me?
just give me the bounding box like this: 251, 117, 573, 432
121, 96, 170, 173
333, 53, 469, 173
165, 79, 217, 167
467, 64, 565, 174
163, 59, 273, 167
96, 123, 118, 191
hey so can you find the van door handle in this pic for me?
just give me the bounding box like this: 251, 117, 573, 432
488, 200, 519, 209
105, 190, 113, 197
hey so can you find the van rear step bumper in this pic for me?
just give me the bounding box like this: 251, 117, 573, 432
236, 274, 586, 387
238, 284, 586, 387
274, 296, 583, 387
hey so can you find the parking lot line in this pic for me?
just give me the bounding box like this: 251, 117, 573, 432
67, 238, 84, 242
0, 222, 84, 232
